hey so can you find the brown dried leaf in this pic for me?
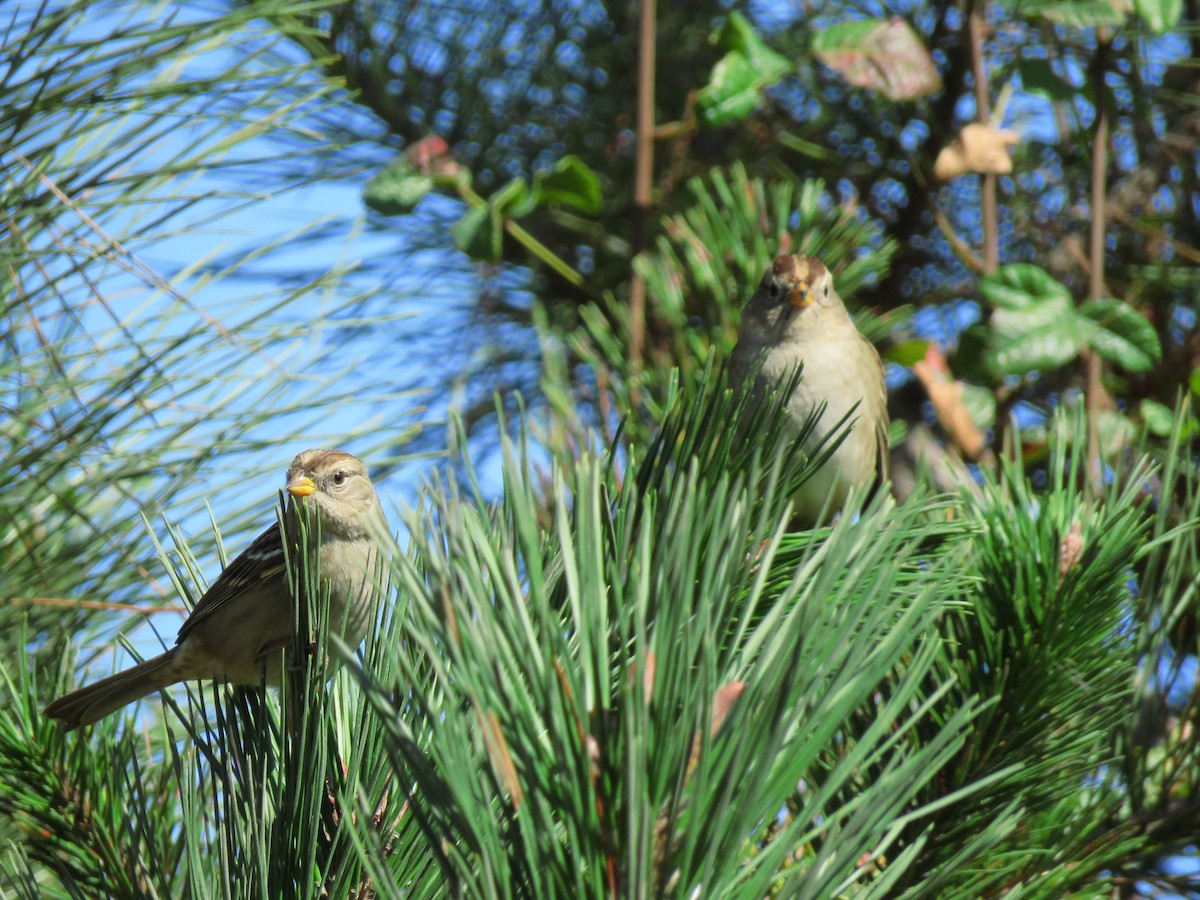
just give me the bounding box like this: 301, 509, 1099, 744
406, 134, 449, 172
816, 19, 942, 101
1058, 521, 1084, 585
642, 651, 657, 706
709, 681, 745, 736
477, 706, 524, 808
440, 586, 459, 647
686, 681, 747, 777
912, 346, 989, 460
933, 123, 1020, 181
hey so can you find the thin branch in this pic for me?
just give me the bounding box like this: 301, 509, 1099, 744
1087, 34, 1113, 496
0, 596, 187, 615
1106, 203, 1200, 266
932, 206, 988, 274
968, 7, 999, 274
455, 181, 595, 297
504, 219, 589, 291
968, 4, 1005, 462
628, 0, 657, 409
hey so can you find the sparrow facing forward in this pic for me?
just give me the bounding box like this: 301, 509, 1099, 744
730, 254, 889, 524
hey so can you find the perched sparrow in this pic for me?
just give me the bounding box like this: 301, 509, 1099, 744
44, 449, 388, 731
730, 254, 889, 524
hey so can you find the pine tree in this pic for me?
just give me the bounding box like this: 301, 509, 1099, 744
4, 2, 1199, 897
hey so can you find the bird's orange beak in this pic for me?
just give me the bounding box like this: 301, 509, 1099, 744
789, 284, 814, 308
287, 475, 316, 497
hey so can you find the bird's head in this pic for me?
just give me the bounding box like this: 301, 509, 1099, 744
757, 254, 834, 311
740, 254, 847, 344
285, 449, 382, 539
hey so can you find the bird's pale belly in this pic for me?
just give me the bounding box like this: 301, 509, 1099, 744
763, 339, 879, 520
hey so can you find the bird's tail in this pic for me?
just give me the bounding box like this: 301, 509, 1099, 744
44, 651, 179, 731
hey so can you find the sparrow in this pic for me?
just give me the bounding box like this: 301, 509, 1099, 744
730, 254, 889, 524
44, 449, 388, 730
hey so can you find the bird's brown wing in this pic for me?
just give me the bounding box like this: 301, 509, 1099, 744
175, 522, 287, 644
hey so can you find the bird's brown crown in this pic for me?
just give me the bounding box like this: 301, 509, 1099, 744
288, 449, 363, 481
771, 254, 827, 285
763, 254, 830, 310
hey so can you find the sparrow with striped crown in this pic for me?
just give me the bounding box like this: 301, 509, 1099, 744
730, 254, 889, 524
44, 449, 388, 730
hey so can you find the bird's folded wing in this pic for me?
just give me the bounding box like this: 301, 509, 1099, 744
175, 522, 287, 643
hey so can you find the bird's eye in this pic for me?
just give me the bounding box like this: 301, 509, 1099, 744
824, 283, 830, 299
332, 470, 346, 486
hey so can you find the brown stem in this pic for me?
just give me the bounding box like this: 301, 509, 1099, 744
628, 0, 657, 410
968, 8, 998, 273
968, 4, 1006, 461
932, 206, 988, 274
1087, 33, 1113, 495
0, 596, 186, 615
1106, 202, 1200, 265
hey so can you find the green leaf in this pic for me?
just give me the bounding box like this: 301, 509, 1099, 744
451, 177, 538, 260
810, 19, 887, 53
1134, 0, 1182, 30
1021, 0, 1127, 26
991, 293, 1074, 337
1017, 59, 1078, 103
533, 155, 602, 215
451, 204, 502, 260
962, 383, 997, 431
775, 130, 837, 160
1189, 367, 1200, 397
952, 323, 994, 383
1078, 299, 1162, 373
362, 159, 433, 215
697, 53, 762, 125
1137, 400, 1195, 444
980, 264, 1072, 311
697, 13, 790, 127
1140, 399, 1178, 437
886, 339, 932, 367
489, 176, 536, 219
1097, 408, 1139, 456
987, 311, 1083, 376
430, 164, 472, 193
714, 10, 789, 72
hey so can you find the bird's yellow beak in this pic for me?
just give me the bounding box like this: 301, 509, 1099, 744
287, 475, 316, 497
789, 284, 814, 308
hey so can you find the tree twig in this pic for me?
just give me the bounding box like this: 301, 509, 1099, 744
628, 0, 657, 409
1, 596, 187, 615
932, 206, 988, 274
1087, 33, 1113, 496
968, 8, 999, 273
